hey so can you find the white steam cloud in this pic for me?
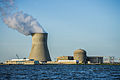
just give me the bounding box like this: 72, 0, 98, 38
0, 0, 46, 36
4, 12, 46, 35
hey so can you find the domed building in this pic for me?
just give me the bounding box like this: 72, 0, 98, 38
56, 48, 103, 64
73, 49, 87, 63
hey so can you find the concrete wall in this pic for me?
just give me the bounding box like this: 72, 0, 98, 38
57, 56, 73, 61
5, 60, 35, 64
87, 56, 103, 64
74, 49, 87, 63
29, 33, 51, 61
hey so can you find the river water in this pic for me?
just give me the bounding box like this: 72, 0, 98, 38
0, 65, 120, 80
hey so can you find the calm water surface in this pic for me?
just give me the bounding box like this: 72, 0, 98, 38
0, 65, 120, 80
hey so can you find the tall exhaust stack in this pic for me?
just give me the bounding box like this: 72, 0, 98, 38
29, 33, 51, 61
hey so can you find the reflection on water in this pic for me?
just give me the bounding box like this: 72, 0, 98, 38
0, 65, 120, 79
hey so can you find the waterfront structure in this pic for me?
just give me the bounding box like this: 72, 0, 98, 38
57, 56, 73, 61
29, 33, 51, 61
103, 56, 114, 63
58, 60, 79, 64
74, 49, 87, 63
5, 48, 117, 64
87, 56, 103, 64
56, 49, 104, 64
5, 59, 37, 65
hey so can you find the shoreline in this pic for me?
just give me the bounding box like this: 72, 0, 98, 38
1, 63, 120, 65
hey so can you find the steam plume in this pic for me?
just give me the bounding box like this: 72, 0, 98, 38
0, 0, 15, 17
0, 0, 46, 36
4, 12, 46, 35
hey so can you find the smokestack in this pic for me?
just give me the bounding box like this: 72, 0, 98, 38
29, 33, 51, 61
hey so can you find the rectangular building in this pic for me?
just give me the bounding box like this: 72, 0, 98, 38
57, 56, 73, 61
87, 56, 103, 64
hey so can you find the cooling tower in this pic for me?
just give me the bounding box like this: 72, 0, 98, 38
29, 33, 51, 61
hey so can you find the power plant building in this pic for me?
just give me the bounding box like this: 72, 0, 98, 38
74, 49, 87, 63
5, 59, 38, 65
57, 56, 73, 61
103, 56, 114, 63
87, 56, 103, 64
29, 33, 51, 61
57, 49, 103, 64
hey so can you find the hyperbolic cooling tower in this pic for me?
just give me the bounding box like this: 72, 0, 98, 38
29, 33, 51, 61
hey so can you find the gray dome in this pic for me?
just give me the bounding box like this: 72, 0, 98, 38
74, 49, 87, 63
74, 49, 86, 54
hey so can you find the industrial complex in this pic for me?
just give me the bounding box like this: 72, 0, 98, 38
56, 49, 103, 64
4, 48, 117, 65
3, 33, 120, 65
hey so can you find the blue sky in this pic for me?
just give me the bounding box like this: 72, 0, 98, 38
0, 0, 120, 61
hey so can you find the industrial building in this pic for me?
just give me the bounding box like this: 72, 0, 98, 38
57, 56, 73, 61
3, 31, 119, 64
5, 49, 104, 64
87, 56, 103, 64
57, 60, 79, 64
74, 49, 87, 63
103, 56, 114, 63
56, 49, 104, 64
5, 59, 39, 65
29, 33, 51, 61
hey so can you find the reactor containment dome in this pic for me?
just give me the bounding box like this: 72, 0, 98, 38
74, 49, 87, 63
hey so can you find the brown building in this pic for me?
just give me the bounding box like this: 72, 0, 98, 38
57, 56, 73, 61
74, 49, 87, 63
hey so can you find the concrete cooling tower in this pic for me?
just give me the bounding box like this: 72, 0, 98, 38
29, 33, 51, 61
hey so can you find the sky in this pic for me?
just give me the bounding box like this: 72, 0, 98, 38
0, 0, 120, 62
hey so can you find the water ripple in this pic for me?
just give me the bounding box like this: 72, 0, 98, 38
0, 65, 120, 80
